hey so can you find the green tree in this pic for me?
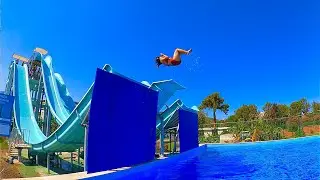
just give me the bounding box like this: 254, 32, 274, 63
276, 104, 290, 127
263, 103, 290, 121
198, 111, 211, 128
277, 104, 290, 118
312, 101, 320, 114
263, 102, 277, 119
290, 98, 310, 116
234, 104, 259, 121
199, 92, 229, 127
226, 114, 237, 122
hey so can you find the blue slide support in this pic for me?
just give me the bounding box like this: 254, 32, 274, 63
87, 68, 159, 173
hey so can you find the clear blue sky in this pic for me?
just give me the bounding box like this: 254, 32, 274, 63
0, 0, 319, 119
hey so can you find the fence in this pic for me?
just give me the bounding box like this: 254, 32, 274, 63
199, 114, 320, 143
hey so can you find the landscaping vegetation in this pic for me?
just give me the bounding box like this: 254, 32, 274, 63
198, 92, 320, 143
0, 136, 84, 179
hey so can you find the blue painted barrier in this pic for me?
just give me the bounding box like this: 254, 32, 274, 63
0, 93, 14, 137
179, 108, 199, 152
86, 68, 158, 173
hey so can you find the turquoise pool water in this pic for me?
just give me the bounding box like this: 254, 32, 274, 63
86, 136, 320, 179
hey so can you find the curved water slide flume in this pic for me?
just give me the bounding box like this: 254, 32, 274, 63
13, 63, 112, 152
41, 55, 76, 125
13, 64, 47, 144
54, 73, 75, 113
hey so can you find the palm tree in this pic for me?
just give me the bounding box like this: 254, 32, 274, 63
199, 92, 229, 128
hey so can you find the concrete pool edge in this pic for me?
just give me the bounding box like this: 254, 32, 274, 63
81, 145, 208, 179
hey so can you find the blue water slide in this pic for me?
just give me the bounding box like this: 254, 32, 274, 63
41, 55, 76, 125
12, 63, 112, 152
5, 62, 14, 95
156, 99, 185, 137
149, 80, 185, 111
141, 80, 187, 136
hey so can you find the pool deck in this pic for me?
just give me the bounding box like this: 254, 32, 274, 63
4, 154, 172, 180
4, 167, 131, 180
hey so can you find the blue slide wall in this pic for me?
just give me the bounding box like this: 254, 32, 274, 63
179, 109, 199, 153
86, 69, 158, 173
0, 93, 14, 137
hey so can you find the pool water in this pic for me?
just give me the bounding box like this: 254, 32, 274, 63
88, 136, 320, 180
195, 136, 319, 179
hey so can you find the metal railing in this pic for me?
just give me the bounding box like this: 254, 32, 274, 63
8, 128, 30, 150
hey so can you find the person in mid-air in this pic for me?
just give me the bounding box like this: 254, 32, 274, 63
155, 48, 192, 68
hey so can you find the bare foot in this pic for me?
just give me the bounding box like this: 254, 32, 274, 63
187, 48, 192, 55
